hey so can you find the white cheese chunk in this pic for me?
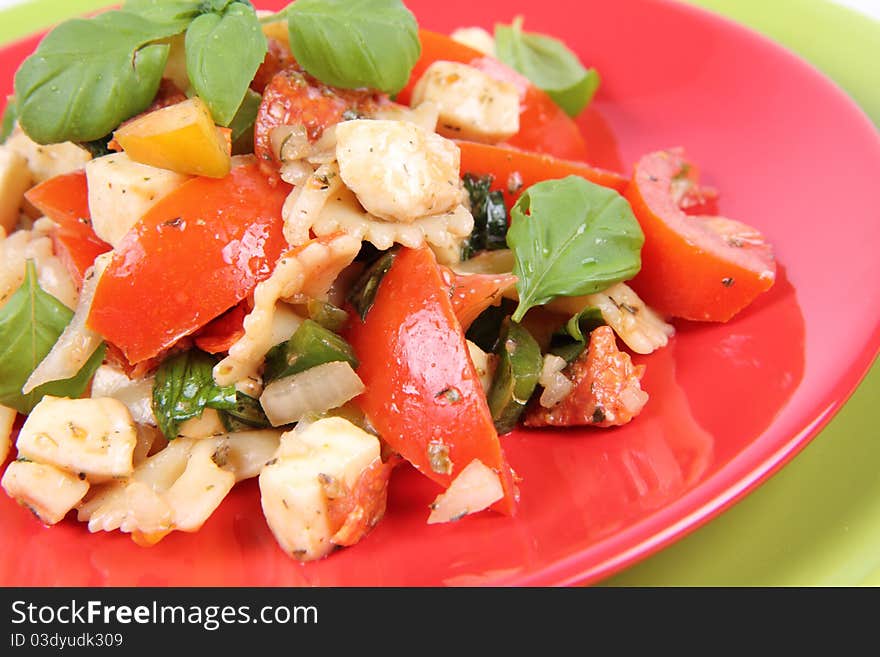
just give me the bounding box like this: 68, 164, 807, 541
259, 417, 380, 561
0, 146, 32, 233
85, 152, 189, 247
2, 460, 89, 525
412, 61, 520, 144
16, 396, 137, 481
6, 127, 91, 183
335, 119, 462, 223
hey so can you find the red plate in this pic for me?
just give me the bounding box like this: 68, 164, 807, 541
2, 0, 879, 586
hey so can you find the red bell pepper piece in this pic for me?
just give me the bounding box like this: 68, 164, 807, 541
347, 246, 518, 515
87, 162, 289, 364
24, 171, 111, 288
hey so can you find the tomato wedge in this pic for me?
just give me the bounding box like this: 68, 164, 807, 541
626, 149, 776, 322
438, 266, 517, 332
458, 141, 628, 208
87, 162, 289, 364
398, 30, 589, 161
24, 170, 111, 288
194, 301, 248, 354
254, 66, 388, 174
346, 246, 518, 515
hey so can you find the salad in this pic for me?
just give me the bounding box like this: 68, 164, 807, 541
0, 0, 776, 562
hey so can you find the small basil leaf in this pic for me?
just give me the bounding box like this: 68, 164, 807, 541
488, 320, 543, 434
78, 134, 115, 159
152, 349, 237, 439
462, 173, 509, 260
1, 96, 17, 143
220, 391, 270, 430
14, 11, 180, 144
263, 319, 358, 383
495, 18, 600, 118
286, 0, 420, 94
185, 3, 267, 126
123, 0, 202, 31
549, 306, 605, 362
347, 248, 398, 321
465, 298, 517, 353
507, 176, 644, 322
0, 261, 105, 414
228, 88, 261, 154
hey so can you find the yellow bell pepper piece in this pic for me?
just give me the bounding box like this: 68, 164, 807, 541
113, 96, 232, 178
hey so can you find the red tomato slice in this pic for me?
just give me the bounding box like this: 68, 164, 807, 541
438, 265, 517, 331
328, 455, 400, 548
346, 246, 518, 515
398, 30, 588, 161
194, 301, 248, 354
250, 37, 295, 94
626, 149, 776, 322
254, 66, 388, 174
87, 162, 289, 364
24, 171, 111, 288
525, 326, 648, 428
458, 141, 628, 208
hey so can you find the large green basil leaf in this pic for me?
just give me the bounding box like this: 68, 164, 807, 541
123, 0, 202, 31
286, 0, 420, 94
14, 10, 182, 144
0, 261, 105, 414
152, 349, 237, 439
185, 2, 267, 126
495, 18, 600, 118
507, 176, 643, 322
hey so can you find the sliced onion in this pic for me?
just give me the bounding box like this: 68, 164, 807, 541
212, 429, 282, 482
270, 124, 309, 162
260, 361, 365, 427
538, 354, 573, 408
90, 365, 156, 425
427, 459, 504, 524
451, 249, 515, 275
22, 253, 109, 394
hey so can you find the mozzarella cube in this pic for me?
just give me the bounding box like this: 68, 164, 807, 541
412, 61, 520, 144
2, 460, 89, 525
16, 396, 137, 481
5, 127, 91, 183
259, 417, 380, 561
335, 119, 462, 223
0, 146, 32, 233
85, 152, 189, 247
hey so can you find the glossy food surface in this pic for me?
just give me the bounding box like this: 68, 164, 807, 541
1, 0, 879, 585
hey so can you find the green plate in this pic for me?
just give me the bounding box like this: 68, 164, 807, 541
2, 0, 878, 586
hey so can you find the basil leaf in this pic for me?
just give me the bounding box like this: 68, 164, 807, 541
462, 173, 509, 260
495, 18, 600, 118
123, 0, 202, 31
465, 298, 517, 353
488, 320, 543, 434
185, 2, 267, 126
152, 349, 237, 439
264, 319, 358, 383
14, 10, 181, 144
78, 134, 115, 159
220, 392, 270, 431
228, 88, 261, 154
0, 261, 105, 414
549, 306, 605, 362
286, 0, 420, 94
507, 176, 644, 322
1, 96, 16, 143
347, 248, 398, 321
